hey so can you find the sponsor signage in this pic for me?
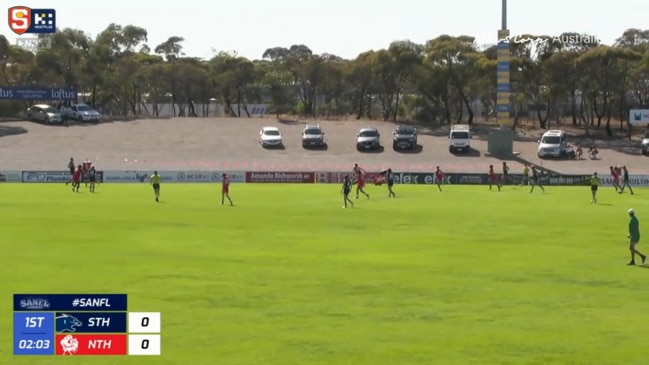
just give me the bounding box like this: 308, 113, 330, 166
599, 175, 649, 187
315, 172, 598, 186
316, 171, 383, 184
22, 170, 103, 183
629, 109, 649, 126
0, 87, 76, 101
245, 171, 315, 183
0, 170, 22, 182
102, 171, 246, 183
546, 175, 590, 185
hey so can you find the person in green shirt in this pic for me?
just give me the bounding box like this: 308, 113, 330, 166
150, 171, 161, 202
627, 209, 646, 266
589, 172, 600, 203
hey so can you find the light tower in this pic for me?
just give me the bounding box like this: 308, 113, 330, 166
487, 0, 515, 155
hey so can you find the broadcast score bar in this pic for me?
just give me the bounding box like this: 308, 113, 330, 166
13, 294, 161, 356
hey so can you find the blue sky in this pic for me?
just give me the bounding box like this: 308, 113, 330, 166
4, 0, 646, 60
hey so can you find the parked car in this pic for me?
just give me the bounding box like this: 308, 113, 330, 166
26, 104, 65, 124
392, 124, 417, 150
642, 130, 649, 156
301, 124, 325, 148
356, 127, 381, 151
537, 130, 568, 158
64, 103, 101, 122
259, 126, 283, 147
448, 124, 471, 153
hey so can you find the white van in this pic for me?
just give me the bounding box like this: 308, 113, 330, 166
449, 124, 471, 153
537, 130, 568, 158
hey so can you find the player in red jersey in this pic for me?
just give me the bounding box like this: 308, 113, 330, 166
352, 163, 370, 199
221, 173, 234, 206
435, 166, 445, 192
71, 165, 82, 192
488, 165, 501, 191
82, 160, 91, 187
610, 166, 622, 192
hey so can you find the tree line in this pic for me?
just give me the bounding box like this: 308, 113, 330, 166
0, 25, 648, 133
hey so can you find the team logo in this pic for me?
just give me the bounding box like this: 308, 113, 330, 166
60, 335, 79, 355
19, 297, 50, 310
25, 172, 45, 181
56, 314, 82, 333
8, 6, 56, 35
177, 173, 186, 181
634, 113, 642, 121
8, 6, 31, 35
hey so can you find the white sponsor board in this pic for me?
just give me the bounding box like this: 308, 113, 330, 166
22, 170, 70, 183
599, 175, 649, 187
0, 170, 22, 182
629, 109, 649, 126
102, 171, 246, 183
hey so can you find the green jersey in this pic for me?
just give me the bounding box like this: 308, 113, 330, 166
150, 174, 161, 184
629, 216, 640, 241
590, 176, 600, 186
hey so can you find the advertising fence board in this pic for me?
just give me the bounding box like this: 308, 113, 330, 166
0, 170, 22, 182
101, 171, 246, 183
22, 170, 103, 183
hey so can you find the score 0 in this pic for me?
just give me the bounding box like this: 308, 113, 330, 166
128, 312, 161, 355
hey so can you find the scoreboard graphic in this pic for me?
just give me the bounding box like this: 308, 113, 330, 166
13, 294, 161, 356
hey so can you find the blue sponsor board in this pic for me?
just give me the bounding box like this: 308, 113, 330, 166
497, 62, 510, 72
0, 87, 77, 101
55, 312, 127, 333
497, 41, 510, 49
14, 294, 127, 311
497, 83, 510, 93
497, 104, 510, 113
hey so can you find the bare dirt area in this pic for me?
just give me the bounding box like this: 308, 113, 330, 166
0, 117, 646, 175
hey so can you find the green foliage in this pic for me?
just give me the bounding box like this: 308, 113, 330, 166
1, 27, 649, 129
2, 184, 649, 364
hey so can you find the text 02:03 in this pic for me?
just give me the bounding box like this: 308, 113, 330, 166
19, 339, 51, 349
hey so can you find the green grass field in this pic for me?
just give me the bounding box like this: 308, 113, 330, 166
2, 183, 649, 365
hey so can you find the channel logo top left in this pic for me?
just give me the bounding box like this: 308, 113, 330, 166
8, 6, 56, 35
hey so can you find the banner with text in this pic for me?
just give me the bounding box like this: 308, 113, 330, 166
315, 172, 603, 186
629, 109, 649, 126
0, 170, 22, 182
599, 175, 649, 187
102, 171, 246, 183
316, 171, 384, 184
22, 170, 103, 183
246, 171, 315, 183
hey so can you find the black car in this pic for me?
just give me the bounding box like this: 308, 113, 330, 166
392, 124, 417, 150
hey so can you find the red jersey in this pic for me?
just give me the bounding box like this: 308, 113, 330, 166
489, 169, 498, 181
353, 166, 364, 178
73, 169, 82, 181
436, 170, 444, 180
222, 177, 230, 191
